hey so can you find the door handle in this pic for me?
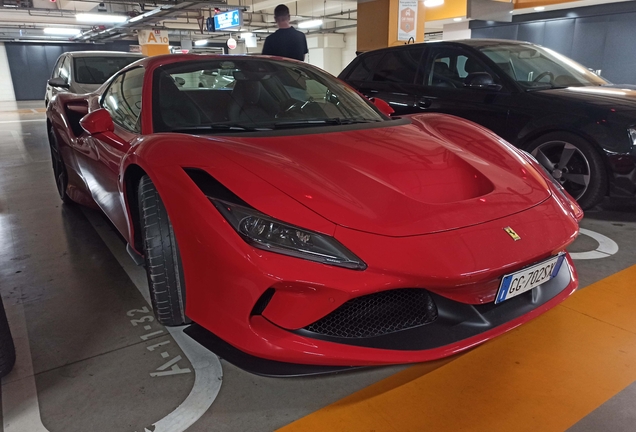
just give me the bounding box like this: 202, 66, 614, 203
418, 98, 432, 109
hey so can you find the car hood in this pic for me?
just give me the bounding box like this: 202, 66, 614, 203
536, 85, 636, 112
203, 117, 550, 236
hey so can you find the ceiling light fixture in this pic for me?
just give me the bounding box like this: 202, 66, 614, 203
76, 13, 127, 23
534, 6, 545, 11
43, 27, 82, 35
424, 0, 444, 7
453, 17, 462, 22
194, 39, 208, 46
298, 19, 323, 29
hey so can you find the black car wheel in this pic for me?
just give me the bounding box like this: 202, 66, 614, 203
0, 295, 16, 379
49, 128, 73, 204
137, 175, 188, 326
527, 132, 607, 210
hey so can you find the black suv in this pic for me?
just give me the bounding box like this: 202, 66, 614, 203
339, 39, 636, 209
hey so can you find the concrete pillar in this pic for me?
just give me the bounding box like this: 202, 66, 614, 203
0, 43, 16, 102
306, 34, 346, 76
138, 29, 170, 56
357, 0, 426, 52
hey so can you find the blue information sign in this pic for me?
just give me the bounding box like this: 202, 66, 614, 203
213, 10, 242, 31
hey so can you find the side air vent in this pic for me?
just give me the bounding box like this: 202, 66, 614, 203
183, 168, 249, 206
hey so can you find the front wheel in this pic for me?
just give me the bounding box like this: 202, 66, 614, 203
137, 175, 188, 326
49, 128, 73, 204
0, 296, 16, 379
527, 132, 607, 210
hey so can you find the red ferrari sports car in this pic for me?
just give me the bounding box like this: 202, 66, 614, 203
47, 54, 582, 375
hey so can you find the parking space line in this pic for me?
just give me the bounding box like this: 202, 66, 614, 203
570, 228, 619, 260
1, 298, 50, 432
82, 208, 223, 432
277, 265, 636, 432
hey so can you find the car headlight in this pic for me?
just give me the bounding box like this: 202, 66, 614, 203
628, 128, 636, 148
211, 199, 367, 270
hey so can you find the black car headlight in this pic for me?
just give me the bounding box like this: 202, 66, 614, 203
211, 199, 367, 270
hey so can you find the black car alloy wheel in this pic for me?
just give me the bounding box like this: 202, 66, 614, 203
528, 132, 607, 210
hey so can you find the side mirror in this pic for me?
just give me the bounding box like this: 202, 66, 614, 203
48, 77, 70, 89
370, 97, 395, 116
80, 109, 115, 135
464, 72, 502, 91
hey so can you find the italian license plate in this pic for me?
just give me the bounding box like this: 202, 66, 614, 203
495, 253, 566, 304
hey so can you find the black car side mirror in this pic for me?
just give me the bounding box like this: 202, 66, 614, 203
464, 72, 502, 91
48, 77, 70, 89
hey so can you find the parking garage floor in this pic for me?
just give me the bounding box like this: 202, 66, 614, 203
1, 101, 636, 432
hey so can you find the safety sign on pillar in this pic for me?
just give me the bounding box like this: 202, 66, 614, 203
138, 29, 170, 56
397, 0, 418, 41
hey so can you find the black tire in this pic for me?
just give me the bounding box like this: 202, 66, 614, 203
526, 132, 607, 210
49, 128, 74, 204
0, 296, 16, 379
138, 175, 188, 326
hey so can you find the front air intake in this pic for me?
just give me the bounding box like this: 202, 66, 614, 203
303, 288, 438, 338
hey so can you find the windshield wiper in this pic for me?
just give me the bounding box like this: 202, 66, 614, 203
168, 124, 270, 133
273, 118, 380, 129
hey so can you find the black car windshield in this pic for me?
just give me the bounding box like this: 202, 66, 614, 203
478, 43, 609, 90
74, 56, 142, 85
152, 59, 388, 133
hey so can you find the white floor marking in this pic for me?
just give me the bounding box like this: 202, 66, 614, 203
1, 297, 50, 432
0, 119, 46, 124
570, 228, 619, 260
82, 208, 223, 432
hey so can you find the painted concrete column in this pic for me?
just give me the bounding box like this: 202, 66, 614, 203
138, 29, 170, 56
306, 34, 346, 76
357, 0, 426, 52
0, 43, 16, 102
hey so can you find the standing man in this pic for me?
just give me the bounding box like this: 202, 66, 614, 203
262, 4, 308, 61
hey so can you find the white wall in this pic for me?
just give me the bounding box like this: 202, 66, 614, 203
0, 43, 16, 102
341, 33, 357, 74
442, 21, 471, 41
305, 34, 348, 76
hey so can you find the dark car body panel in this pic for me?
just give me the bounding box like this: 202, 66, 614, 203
340, 40, 636, 199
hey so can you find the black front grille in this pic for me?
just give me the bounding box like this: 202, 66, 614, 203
304, 289, 438, 338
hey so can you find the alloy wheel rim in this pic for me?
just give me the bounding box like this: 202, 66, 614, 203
531, 140, 591, 200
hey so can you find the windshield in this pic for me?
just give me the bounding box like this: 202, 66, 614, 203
74, 56, 142, 85
477, 43, 608, 90
152, 59, 387, 133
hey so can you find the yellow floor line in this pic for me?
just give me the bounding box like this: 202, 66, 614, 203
278, 265, 636, 432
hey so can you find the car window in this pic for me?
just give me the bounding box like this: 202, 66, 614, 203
347, 53, 384, 81
425, 47, 495, 88
51, 56, 64, 79
153, 59, 388, 133
58, 56, 71, 83
478, 43, 608, 89
102, 67, 145, 133
74, 56, 142, 85
369, 48, 424, 83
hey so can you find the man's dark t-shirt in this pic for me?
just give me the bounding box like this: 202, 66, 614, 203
262, 27, 308, 61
